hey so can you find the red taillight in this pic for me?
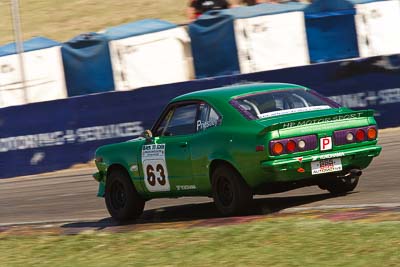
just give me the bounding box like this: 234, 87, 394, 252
286, 140, 296, 153
367, 127, 377, 140
272, 142, 284, 155
270, 135, 316, 156
356, 129, 365, 141
334, 126, 378, 146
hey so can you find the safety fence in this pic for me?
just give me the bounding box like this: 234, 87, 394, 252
1, 53, 399, 178
1, 0, 400, 108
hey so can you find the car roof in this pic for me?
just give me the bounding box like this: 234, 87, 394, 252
171, 83, 307, 103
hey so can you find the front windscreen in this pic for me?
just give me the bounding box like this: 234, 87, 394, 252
230, 89, 340, 120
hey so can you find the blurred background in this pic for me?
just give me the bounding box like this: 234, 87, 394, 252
1, 3, 399, 265
0, 1, 311, 45
0, 0, 188, 45
1, 0, 400, 177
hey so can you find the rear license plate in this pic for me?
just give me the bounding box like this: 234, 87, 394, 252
311, 158, 342, 175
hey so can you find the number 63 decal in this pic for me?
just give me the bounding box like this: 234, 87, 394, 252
143, 160, 170, 192
146, 163, 166, 186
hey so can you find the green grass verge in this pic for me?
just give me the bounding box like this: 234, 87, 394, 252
0, 0, 187, 45
1, 218, 399, 266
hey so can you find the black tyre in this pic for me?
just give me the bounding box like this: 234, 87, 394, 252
105, 168, 145, 223
321, 176, 359, 195
212, 165, 253, 216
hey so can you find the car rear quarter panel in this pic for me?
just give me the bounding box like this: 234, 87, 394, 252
227, 126, 281, 187
190, 116, 272, 192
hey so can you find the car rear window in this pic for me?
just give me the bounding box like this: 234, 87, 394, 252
230, 89, 340, 120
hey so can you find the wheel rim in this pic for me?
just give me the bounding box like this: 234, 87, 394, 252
217, 176, 234, 207
110, 180, 126, 210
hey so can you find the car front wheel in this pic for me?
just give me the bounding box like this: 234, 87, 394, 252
105, 168, 145, 223
212, 165, 253, 216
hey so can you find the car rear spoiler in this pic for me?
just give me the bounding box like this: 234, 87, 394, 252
258, 109, 375, 135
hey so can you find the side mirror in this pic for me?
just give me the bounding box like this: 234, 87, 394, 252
144, 129, 153, 142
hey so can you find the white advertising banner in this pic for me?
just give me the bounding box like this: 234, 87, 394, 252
234, 11, 309, 74
109, 27, 194, 91
0, 46, 67, 108
355, 0, 400, 57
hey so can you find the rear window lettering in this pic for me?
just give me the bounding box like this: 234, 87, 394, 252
258, 105, 331, 119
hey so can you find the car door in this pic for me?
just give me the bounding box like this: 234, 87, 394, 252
139, 102, 199, 197
190, 102, 223, 192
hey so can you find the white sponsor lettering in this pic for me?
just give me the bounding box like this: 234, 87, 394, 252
330, 88, 400, 108
378, 88, 400, 104
330, 93, 369, 108
196, 119, 218, 131
282, 113, 364, 129
312, 152, 345, 161
258, 105, 331, 119
176, 185, 197, 191
0, 121, 144, 153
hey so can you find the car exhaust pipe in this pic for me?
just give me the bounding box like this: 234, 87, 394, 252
350, 169, 362, 177
338, 169, 362, 179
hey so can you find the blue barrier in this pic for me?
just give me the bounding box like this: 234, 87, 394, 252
104, 19, 177, 40
62, 33, 115, 96
189, 13, 240, 78
189, 3, 307, 78
1, 54, 400, 178
0, 37, 60, 56
305, 0, 359, 63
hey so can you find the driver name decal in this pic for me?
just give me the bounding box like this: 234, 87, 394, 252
196, 119, 218, 131
142, 144, 170, 192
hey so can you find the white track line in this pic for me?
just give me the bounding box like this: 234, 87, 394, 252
0, 217, 106, 227
1, 203, 399, 227
282, 202, 400, 212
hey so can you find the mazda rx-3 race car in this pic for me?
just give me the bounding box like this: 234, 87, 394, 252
93, 83, 382, 222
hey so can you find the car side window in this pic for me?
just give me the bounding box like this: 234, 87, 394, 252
155, 104, 198, 136
196, 103, 221, 132
154, 109, 174, 137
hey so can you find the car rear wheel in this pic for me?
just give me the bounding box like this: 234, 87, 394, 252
320, 176, 359, 195
212, 165, 253, 216
105, 168, 145, 223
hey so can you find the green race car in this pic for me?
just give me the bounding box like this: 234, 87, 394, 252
93, 83, 382, 222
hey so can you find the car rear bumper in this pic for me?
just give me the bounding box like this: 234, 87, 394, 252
260, 145, 382, 182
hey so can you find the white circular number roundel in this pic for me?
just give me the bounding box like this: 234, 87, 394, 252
143, 159, 170, 192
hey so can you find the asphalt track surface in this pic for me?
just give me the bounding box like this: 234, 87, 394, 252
1, 129, 399, 226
